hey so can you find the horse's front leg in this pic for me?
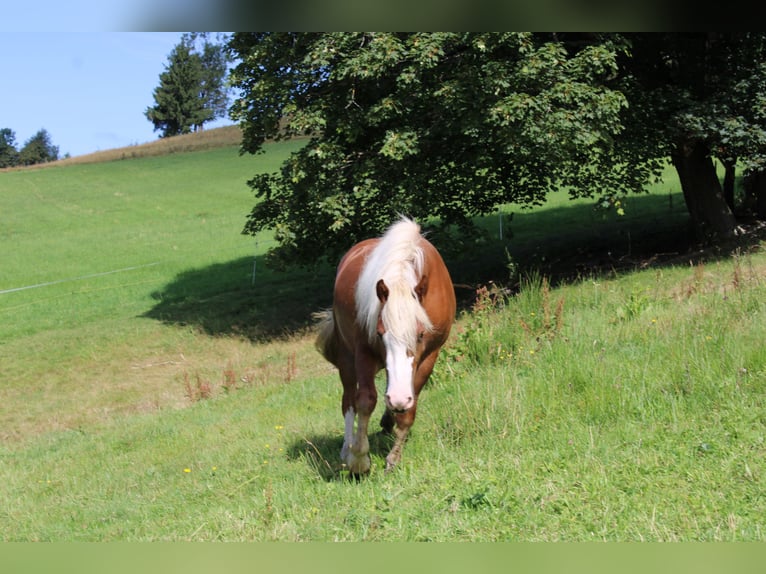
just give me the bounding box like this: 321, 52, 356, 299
342, 350, 378, 475
384, 351, 438, 472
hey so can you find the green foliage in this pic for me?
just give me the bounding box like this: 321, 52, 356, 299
0, 128, 19, 168
229, 33, 766, 263
620, 33, 766, 236
145, 34, 230, 138
17, 129, 59, 166
229, 32, 649, 266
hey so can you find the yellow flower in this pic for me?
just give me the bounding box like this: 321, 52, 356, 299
183, 468, 191, 473
274, 425, 284, 430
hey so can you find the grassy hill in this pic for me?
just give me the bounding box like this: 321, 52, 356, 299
1, 128, 766, 541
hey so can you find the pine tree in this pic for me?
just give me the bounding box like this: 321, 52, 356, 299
145, 35, 230, 138
145, 42, 209, 138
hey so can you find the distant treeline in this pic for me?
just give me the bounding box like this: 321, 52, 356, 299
0, 128, 60, 168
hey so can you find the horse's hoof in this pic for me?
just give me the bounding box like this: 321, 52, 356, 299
384, 454, 400, 473
345, 454, 371, 476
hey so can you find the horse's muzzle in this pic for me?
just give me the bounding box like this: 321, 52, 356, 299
384, 394, 414, 413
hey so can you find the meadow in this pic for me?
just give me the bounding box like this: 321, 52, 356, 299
1, 132, 765, 541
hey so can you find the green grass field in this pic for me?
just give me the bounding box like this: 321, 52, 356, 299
1, 133, 765, 541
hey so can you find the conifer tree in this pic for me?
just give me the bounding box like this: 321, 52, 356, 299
145, 34, 231, 138
145, 41, 208, 137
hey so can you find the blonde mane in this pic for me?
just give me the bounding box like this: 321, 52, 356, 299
355, 217, 433, 350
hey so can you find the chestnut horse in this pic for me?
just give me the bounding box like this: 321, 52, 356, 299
315, 217, 456, 474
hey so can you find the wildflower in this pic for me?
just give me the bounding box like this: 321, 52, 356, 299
274, 425, 284, 430
183, 468, 191, 473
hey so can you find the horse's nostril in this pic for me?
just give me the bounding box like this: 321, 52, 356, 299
385, 394, 413, 412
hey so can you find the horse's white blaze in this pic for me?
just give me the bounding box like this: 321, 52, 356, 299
383, 333, 415, 412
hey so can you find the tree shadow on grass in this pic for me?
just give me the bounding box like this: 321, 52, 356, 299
144, 193, 766, 342
143, 255, 336, 342
443, 191, 766, 301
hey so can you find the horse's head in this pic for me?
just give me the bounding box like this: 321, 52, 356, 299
375, 276, 431, 413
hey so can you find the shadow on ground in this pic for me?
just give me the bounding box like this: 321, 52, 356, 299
286, 429, 395, 481
143, 255, 336, 341
144, 194, 766, 342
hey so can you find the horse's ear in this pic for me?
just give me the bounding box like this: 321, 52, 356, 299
376, 279, 389, 303
415, 274, 428, 302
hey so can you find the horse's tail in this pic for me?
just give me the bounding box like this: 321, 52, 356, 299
313, 309, 339, 365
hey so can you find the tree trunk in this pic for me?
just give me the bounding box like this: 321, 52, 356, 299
747, 170, 766, 219
722, 157, 736, 212
671, 140, 738, 240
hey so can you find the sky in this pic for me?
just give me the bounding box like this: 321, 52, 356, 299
0, 32, 233, 159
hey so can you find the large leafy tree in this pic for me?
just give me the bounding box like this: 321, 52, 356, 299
229, 32, 766, 266
18, 129, 58, 166
146, 34, 230, 138
0, 128, 19, 168
229, 32, 642, 266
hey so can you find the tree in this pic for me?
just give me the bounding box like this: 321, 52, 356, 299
0, 128, 19, 168
191, 32, 231, 126
618, 33, 766, 239
145, 34, 231, 138
146, 41, 208, 137
18, 129, 59, 166
228, 33, 766, 266
229, 32, 639, 266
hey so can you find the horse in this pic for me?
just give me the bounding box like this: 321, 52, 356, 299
315, 216, 456, 474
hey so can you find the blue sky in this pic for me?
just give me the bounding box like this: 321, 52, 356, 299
0, 32, 233, 158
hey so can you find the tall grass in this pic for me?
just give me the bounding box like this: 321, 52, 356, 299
1, 135, 765, 540
2, 252, 765, 540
